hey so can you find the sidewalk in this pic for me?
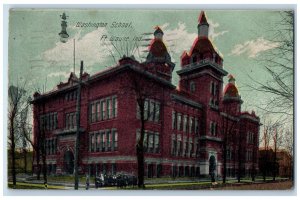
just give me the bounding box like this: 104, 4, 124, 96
10, 175, 290, 190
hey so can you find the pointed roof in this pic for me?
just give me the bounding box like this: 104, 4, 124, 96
154, 26, 164, 35
148, 26, 168, 57
228, 74, 236, 82
224, 74, 239, 98
198, 11, 208, 24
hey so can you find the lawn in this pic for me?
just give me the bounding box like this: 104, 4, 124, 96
8, 182, 66, 190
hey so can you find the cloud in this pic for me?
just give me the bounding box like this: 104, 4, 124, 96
41, 27, 114, 69
47, 71, 71, 79
160, 19, 228, 58
208, 20, 229, 41
229, 37, 280, 58
162, 22, 197, 56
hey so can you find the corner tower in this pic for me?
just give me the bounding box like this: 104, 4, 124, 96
177, 11, 227, 107
144, 26, 175, 82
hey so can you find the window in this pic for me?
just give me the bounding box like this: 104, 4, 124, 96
177, 113, 182, 131
96, 132, 101, 152
189, 117, 194, 133
112, 129, 118, 151
190, 81, 196, 93
210, 121, 217, 136
112, 96, 117, 118
39, 113, 58, 131
195, 118, 199, 134
247, 132, 254, 144
91, 103, 96, 122
96, 102, 101, 121
246, 150, 253, 161
137, 99, 160, 123
144, 99, 149, 120
154, 102, 160, 122
172, 111, 176, 130
183, 115, 187, 132
189, 138, 193, 157
148, 133, 154, 153
226, 147, 232, 160
194, 138, 199, 157
65, 112, 76, 129
65, 90, 77, 101
101, 100, 106, 120
210, 81, 218, 96
106, 129, 111, 151
171, 134, 177, 156
143, 132, 148, 150
101, 131, 105, 151
54, 113, 58, 130
137, 103, 141, 119
107, 98, 112, 119
183, 137, 187, 157
90, 96, 118, 123
103, 132, 107, 151
90, 133, 95, 152
177, 135, 182, 156
149, 100, 155, 121
138, 130, 160, 153
154, 133, 159, 153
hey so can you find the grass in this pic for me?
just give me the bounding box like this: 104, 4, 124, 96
8, 182, 66, 190
214, 181, 293, 190
47, 175, 93, 183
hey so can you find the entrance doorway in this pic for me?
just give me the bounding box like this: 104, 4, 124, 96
64, 150, 74, 174
209, 155, 216, 181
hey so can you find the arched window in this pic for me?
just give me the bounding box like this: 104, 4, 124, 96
190, 81, 196, 93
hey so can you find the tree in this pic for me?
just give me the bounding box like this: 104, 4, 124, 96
29, 83, 50, 182
259, 119, 273, 182
271, 123, 283, 181
20, 104, 30, 174
120, 57, 167, 188
220, 109, 238, 184
249, 11, 294, 119
8, 84, 27, 187
282, 128, 293, 179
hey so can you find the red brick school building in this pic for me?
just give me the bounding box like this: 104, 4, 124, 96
31, 11, 260, 179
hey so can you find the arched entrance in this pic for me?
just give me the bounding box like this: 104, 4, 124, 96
64, 150, 74, 174
209, 155, 216, 182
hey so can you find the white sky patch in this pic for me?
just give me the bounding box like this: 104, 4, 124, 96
42, 27, 113, 68
229, 37, 280, 58
47, 71, 70, 79
208, 20, 229, 41
163, 22, 197, 56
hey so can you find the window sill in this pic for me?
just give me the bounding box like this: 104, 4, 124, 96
90, 117, 118, 124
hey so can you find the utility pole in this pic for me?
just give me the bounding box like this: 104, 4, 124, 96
74, 61, 83, 190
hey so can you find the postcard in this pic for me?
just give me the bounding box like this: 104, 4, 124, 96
6, 8, 294, 192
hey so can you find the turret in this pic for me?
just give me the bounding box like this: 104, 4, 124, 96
144, 26, 175, 82
198, 11, 209, 38
154, 26, 164, 40
223, 74, 243, 115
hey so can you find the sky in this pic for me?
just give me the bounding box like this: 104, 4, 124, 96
8, 9, 293, 124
